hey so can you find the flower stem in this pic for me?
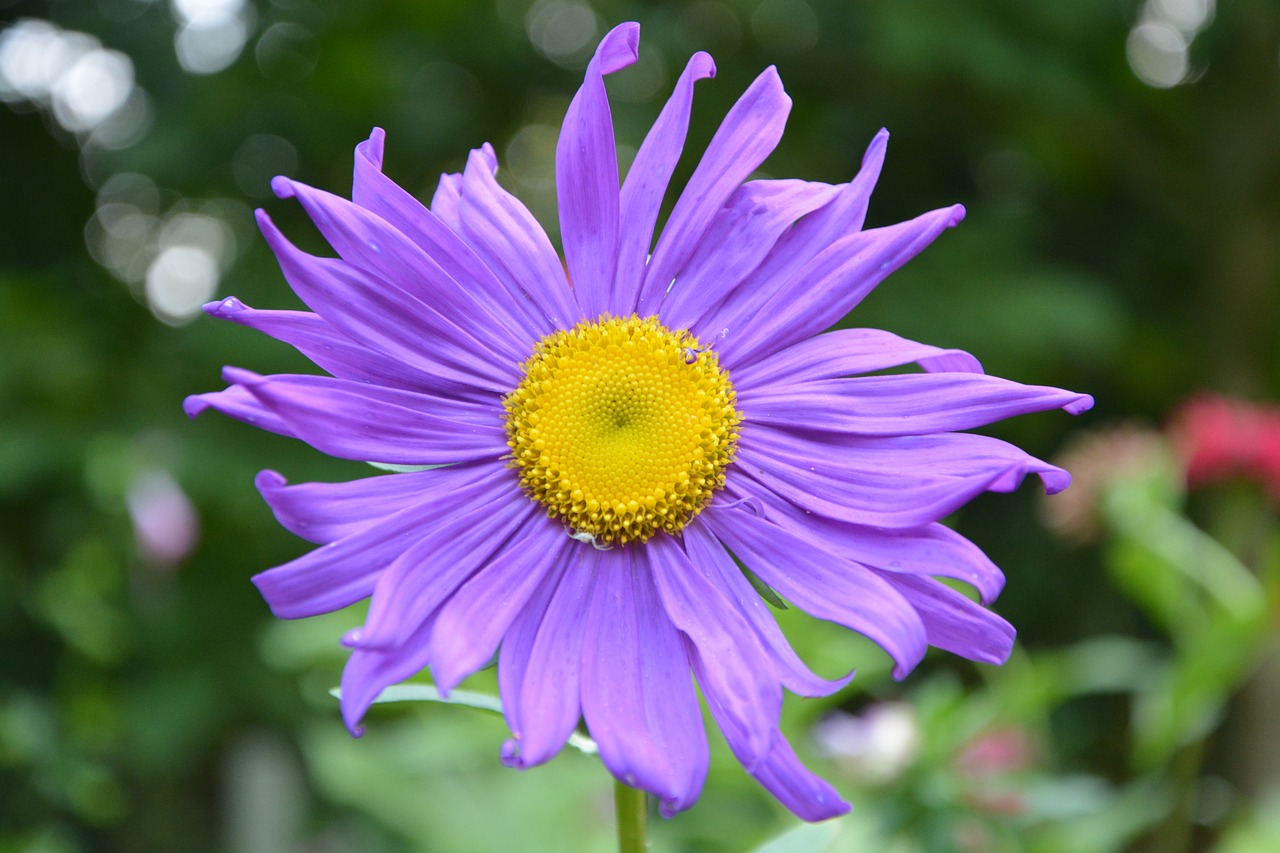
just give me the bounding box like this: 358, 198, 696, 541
614, 778, 649, 853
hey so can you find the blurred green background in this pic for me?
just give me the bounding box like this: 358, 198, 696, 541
2, 0, 1278, 851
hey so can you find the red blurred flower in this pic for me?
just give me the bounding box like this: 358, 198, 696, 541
1168, 395, 1280, 500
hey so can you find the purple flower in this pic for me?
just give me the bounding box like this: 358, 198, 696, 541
186, 23, 1091, 821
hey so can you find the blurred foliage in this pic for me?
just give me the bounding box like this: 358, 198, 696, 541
2, 0, 1279, 851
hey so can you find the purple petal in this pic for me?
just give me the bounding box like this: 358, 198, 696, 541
659, 179, 842, 331
183, 383, 295, 437
339, 612, 438, 736
352, 129, 549, 342
719, 203, 967, 368
430, 172, 464, 229
256, 210, 512, 395
647, 535, 781, 768
270, 177, 529, 365
635, 66, 792, 316
682, 520, 854, 697
581, 548, 708, 817
225, 368, 508, 465
878, 572, 1015, 664
733, 328, 983, 391
203, 296, 472, 396
557, 22, 638, 318
427, 516, 569, 692
612, 51, 715, 312
254, 463, 498, 545
743, 733, 851, 822
458, 146, 580, 330
691, 129, 888, 344
738, 372, 1094, 435
737, 487, 1007, 604
430, 144, 499, 230
250, 462, 511, 618
355, 493, 535, 650
734, 426, 1071, 528
501, 546, 598, 769
702, 505, 928, 679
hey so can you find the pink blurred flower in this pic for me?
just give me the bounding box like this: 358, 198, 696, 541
955, 726, 1038, 817
956, 726, 1037, 778
126, 469, 200, 569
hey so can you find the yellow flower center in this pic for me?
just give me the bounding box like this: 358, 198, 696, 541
503, 314, 741, 545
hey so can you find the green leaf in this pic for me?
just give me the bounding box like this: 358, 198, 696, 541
366, 462, 451, 473
329, 684, 599, 756
742, 563, 788, 610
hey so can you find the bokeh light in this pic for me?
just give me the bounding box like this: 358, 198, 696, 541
1127, 0, 1215, 87
525, 0, 600, 67
171, 0, 254, 74
0, 20, 141, 136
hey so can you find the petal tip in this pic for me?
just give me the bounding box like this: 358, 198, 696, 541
220, 365, 259, 386
1066, 393, 1095, 415
181, 394, 209, 420
690, 50, 716, 80
270, 175, 297, 199
357, 127, 387, 169
203, 296, 243, 318
609, 21, 641, 60
468, 144, 498, 175
254, 469, 287, 492
500, 739, 524, 769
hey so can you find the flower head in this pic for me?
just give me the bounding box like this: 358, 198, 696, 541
186, 23, 1091, 820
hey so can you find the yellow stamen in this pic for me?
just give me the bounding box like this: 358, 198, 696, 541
504, 314, 741, 545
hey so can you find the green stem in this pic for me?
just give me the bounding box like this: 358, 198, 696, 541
614, 778, 649, 853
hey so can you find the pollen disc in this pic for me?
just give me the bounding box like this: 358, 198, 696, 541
504, 314, 741, 545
